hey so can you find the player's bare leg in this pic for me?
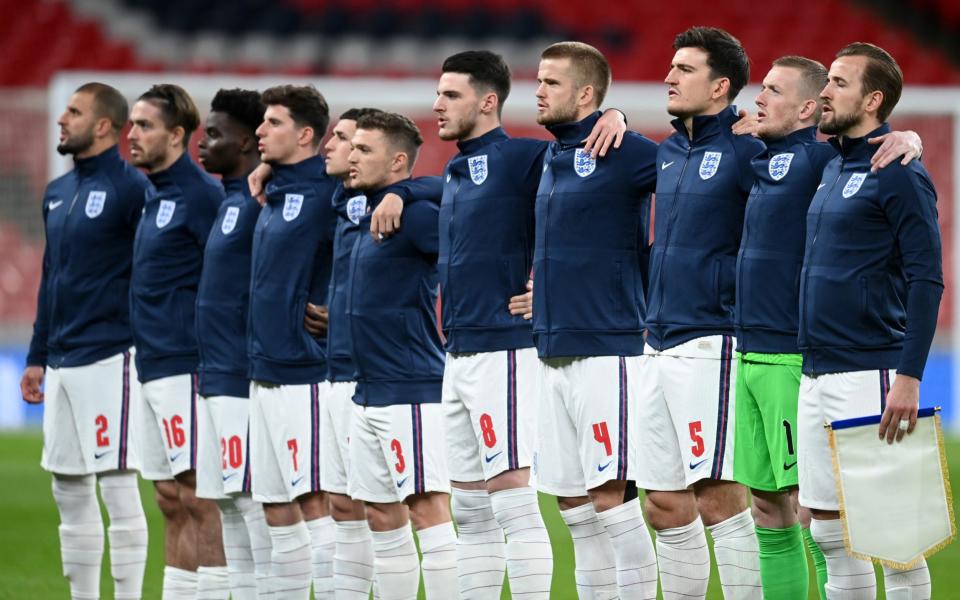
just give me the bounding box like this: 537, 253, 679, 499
155, 479, 198, 598
408, 492, 457, 599
176, 470, 229, 597
300, 491, 335, 598
695, 480, 758, 599
264, 501, 312, 599
329, 493, 374, 599
645, 490, 707, 599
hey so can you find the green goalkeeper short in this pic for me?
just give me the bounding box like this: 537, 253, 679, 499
733, 352, 802, 492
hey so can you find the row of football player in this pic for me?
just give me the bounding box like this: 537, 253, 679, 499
21, 25, 936, 600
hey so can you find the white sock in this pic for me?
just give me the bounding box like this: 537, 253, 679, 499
217, 499, 256, 600
883, 559, 931, 600
810, 518, 876, 599
334, 519, 375, 599
306, 516, 335, 598
560, 502, 618, 600
371, 524, 420, 600
490, 487, 553, 598
597, 501, 658, 599
706, 508, 761, 600
417, 521, 459, 599
656, 517, 710, 600
269, 521, 313, 600
163, 565, 199, 600
53, 475, 103, 600
451, 488, 505, 599
99, 472, 148, 600
236, 495, 272, 598
196, 565, 230, 599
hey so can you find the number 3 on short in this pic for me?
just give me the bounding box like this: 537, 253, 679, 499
391, 439, 406, 473
592, 422, 612, 456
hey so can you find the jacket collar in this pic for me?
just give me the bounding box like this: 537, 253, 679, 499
670, 105, 740, 144
147, 152, 195, 189
828, 123, 891, 160
763, 125, 818, 155
74, 144, 121, 177
270, 154, 326, 187
456, 127, 509, 155
546, 111, 602, 148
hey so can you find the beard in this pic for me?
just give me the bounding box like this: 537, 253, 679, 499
56, 129, 95, 156
819, 107, 863, 136
438, 111, 478, 142
536, 101, 578, 126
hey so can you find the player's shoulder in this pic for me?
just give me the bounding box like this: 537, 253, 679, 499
45, 170, 76, 195
874, 155, 935, 195
501, 136, 548, 155
620, 131, 659, 155
727, 129, 766, 157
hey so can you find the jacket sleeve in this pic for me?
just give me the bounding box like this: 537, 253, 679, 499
26, 209, 51, 367
510, 139, 550, 202
390, 176, 443, 204
404, 202, 440, 259
882, 166, 944, 379
627, 135, 659, 194
188, 187, 223, 247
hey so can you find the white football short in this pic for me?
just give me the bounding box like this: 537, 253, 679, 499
633, 335, 737, 490
320, 381, 357, 495
533, 355, 637, 498
196, 395, 253, 500
798, 368, 895, 511
41, 350, 139, 475
348, 402, 450, 504
443, 348, 539, 482
249, 380, 323, 503
137, 373, 199, 480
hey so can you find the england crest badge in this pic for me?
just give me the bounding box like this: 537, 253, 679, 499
221, 206, 239, 235
842, 173, 868, 198
768, 153, 794, 181
573, 149, 596, 177
468, 155, 488, 185
156, 200, 176, 228
85, 190, 106, 218
699, 151, 722, 180
347, 194, 368, 225
283, 193, 304, 221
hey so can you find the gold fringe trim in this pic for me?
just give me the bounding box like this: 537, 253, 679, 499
830, 411, 957, 570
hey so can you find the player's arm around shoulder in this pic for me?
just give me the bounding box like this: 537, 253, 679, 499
618, 131, 659, 192
400, 199, 440, 257
370, 175, 443, 241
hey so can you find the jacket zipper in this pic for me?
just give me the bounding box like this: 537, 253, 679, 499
654, 144, 693, 327
444, 170, 462, 341
52, 189, 80, 361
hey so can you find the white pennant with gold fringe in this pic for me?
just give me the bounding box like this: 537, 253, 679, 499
827, 407, 956, 569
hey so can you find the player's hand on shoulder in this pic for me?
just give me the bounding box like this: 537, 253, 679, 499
868, 130, 923, 173
304, 303, 329, 338
877, 374, 920, 444
508, 280, 534, 321
248, 163, 273, 206
583, 109, 627, 158
371, 193, 403, 242
20, 365, 45, 404
731, 109, 762, 137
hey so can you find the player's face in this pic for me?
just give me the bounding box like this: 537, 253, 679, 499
127, 100, 173, 170
754, 66, 809, 140
198, 111, 246, 176
324, 118, 357, 179
348, 128, 395, 191
819, 55, 869, 136
56, 92, 98, 156
256, 104, 302, 164
434, 72, 481, 141
665, 46, 718, 118
535, 57, 580, 126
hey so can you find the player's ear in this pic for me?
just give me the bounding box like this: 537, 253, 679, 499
712, 77, 731, 102
863, 90, 884, 117
799, 99, 818, 121
480, 91, 498, 116
297, 126, 315, 148
170, 125, 186, 149
93, 117, 113, 140
392, 151, 408, 173
578, 84, 595, 109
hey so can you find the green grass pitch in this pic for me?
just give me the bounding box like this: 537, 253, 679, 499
2, 430, 958, 599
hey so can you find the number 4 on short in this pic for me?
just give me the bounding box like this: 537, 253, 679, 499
593, 422, 613, 456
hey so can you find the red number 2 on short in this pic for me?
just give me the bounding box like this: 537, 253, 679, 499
95, 415, 109, 448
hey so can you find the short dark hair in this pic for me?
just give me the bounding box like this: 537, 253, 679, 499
355, 111, 424, 169
442, 51, 512, 116
261, 84, 330, 145
339, 107, 383, 121
210, 88, 265, 136
541, 41, 611, 106
75, 82, 128, 133
835, 42, 903, 122
773, 56, 829, 120
138, 84, 201, 148
674, 27, 749, 102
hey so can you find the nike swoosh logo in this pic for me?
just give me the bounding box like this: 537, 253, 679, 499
291, 476, 304, 487
817, 183, 826, 190
94, 450, 113, 459
661, 161, 675, 170
396, 477, 409, 488
169, 452, 183, 463
689, 458, 709, 470
48, 200, 63, 210
597, 460, 613, 472
484, 451, 503, 464
783, 461, 797, 470
223, 473, 238, 481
